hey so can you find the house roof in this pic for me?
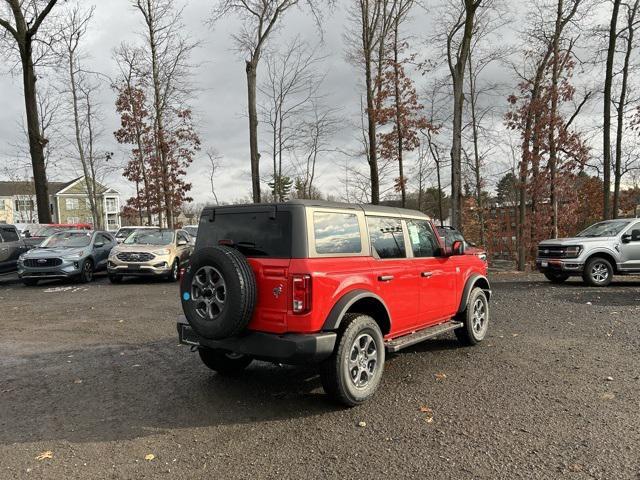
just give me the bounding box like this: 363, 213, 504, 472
0, 178, 79, 197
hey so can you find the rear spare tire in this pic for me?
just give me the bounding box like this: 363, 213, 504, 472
181, 246, 256, 340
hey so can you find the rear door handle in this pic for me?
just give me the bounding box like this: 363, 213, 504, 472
378, 275, 394, 282
421, 271, 433, 278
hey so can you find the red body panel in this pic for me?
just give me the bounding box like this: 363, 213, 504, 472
245, 246, 488, 339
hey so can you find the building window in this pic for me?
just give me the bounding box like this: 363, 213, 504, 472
106, 198, 117, 212
15, 198, 34, 212
66, 198, 79, 210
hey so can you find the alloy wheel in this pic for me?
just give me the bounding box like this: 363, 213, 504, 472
191, 266, 227, 321
347, 333, 378, 389
472, 298, 487, 337
591, 262, 609, 284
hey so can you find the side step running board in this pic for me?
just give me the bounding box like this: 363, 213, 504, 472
385, 321, 463, 353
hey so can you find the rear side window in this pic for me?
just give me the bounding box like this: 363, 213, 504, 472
0, 227, 19, 242
201, 211, 292, 258
313, 212, 362, 254
407, 220, 440, 258
367, 217, 406, 259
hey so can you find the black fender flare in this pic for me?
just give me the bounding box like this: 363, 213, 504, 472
322, 289, 391, 333
457, 274, 492, 314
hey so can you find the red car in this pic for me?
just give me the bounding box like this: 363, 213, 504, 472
178, 201, 491, 406
23, 223, 93, 248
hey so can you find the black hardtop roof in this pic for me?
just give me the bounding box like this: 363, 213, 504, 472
202, 200, 431, 220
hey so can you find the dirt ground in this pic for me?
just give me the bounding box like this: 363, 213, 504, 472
0, 271, 639, 479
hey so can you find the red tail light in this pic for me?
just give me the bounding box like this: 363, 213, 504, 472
291, 274, 311, 313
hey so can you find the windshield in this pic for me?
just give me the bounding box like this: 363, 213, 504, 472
577, 220, 630, 238
33, 226, 61, 237
40, 231, 92, 248
124, 230, 174, 245
116, 228, 136, 239
184, 226, 198, 237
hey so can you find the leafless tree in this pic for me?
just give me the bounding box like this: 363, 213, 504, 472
445, 0, 482, 229
57, 4, 105, 228
259, 38, 323, 200
613, 0, 639, 217
134, 0, 196, 228
604, 0, 622, 219
0, 0, 61, 223
206, 148, 223, 205
211, 0, 332, 204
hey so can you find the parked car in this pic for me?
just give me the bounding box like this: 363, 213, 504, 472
183, 225, 198, 239
23, 223, 92, 248
17, 230, 115, 286
436, 225, 487, 262
0, 225, 28, 273
177, 200, 491, 406
114, 225, 159, 244
107, 228, 193, 283
537, 218, 640, 286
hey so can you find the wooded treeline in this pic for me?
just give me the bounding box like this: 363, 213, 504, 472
2, 0, 640, 267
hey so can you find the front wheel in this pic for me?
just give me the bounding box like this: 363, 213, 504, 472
198, 348, 253, 376
78, 260, 94, 283
544, 271, 569, 284
319, 314, 385, 407
455, 287, 490, 346
167, 259, 179, 282
583, 257, 613, 287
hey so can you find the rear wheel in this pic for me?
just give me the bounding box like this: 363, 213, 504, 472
583, 257, 613, 287
544, 271, 569, 284
455, 288, 489, 346
22, 278, 39, 287
198, 347, 253, 376
320, 314, 385, 407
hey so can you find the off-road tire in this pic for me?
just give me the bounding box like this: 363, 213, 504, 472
22, 278, 39, 287
320, 314, 385, 407
455, 287, 489, 346
78, 259, 94, 283
544, 271, 569, 284
582, 257, 613, 287
181, 246, 256, 340
198, 347, 253, 376
108, 274, 122, 284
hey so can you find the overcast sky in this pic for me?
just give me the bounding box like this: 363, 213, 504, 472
0, 0, 611, 205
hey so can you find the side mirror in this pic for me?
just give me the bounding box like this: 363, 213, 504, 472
451, 240, 465, 256
24, 231, 31, 238
94, 241, 105, 248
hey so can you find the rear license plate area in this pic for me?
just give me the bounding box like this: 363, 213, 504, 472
179, 324, 200, 346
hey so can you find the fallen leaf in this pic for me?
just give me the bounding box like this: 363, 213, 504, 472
419, 406, 434, 423
73, 379, 83, 384
435, 373, 447, 381
601, 393, 615, 400
357, 421, 366, 428
36, 451, 53, 460
606, 376, 614, 382
144, 454, 155, 461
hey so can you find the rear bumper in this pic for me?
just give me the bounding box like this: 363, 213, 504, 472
177, 316, 337, 365
536, 258, 584, 274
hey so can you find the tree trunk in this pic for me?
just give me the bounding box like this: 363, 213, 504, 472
604, 0, 622, 220
548, 0, 563, 239
246, 59, 261, 203
467, 53, 484, 246
613, 0, 638, 218
20, 42, 52, 223
449, 0, 479, 229
392, 17, 406, 208
365, 48, 380, 204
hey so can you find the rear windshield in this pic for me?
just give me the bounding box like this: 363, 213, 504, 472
201, 211, 291, 258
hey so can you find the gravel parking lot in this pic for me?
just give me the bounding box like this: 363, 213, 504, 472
1, 272, 639, 479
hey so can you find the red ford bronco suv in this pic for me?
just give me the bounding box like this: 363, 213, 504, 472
177, 200, 491, 406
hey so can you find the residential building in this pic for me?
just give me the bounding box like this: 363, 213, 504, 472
0, 176, 121, 231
